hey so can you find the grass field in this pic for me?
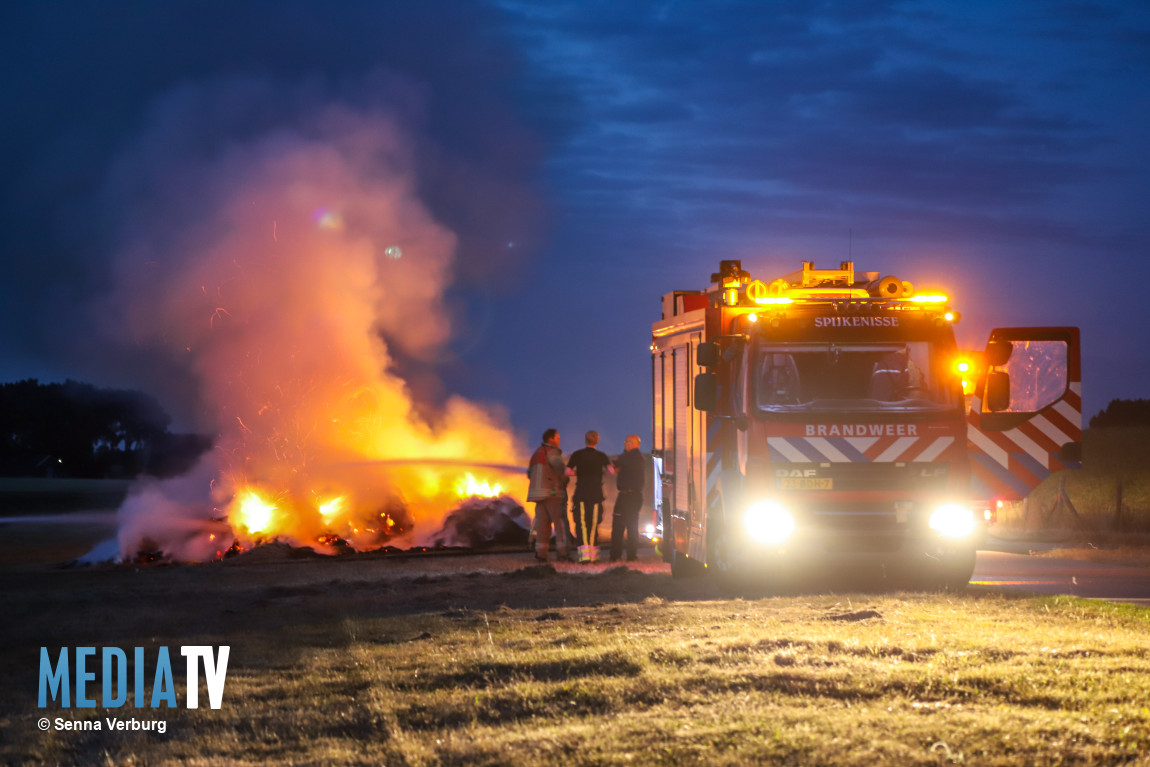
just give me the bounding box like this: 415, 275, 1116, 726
3, 551, 1149, 766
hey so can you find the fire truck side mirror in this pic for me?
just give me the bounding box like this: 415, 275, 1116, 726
694, 372, 717, 411
721, 337, 745, 362
985, 371, 1011, 412
696, 341, 720, 368
985, 340, 1013, 367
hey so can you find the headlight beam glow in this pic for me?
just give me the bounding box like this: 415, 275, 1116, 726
743, 500, 796, 546
929, 504, 976, 539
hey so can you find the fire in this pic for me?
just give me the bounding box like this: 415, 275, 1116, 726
318, 496, 346, 518
235, 491, 276, 535
456, 473, 503, 499
104, 112, 531, 562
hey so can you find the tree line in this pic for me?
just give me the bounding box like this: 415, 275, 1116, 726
1089, 398, 1150, 429
0, 379, 211, 479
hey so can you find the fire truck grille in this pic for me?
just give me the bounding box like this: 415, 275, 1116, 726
773, 462, 950, 492
796, 502, 921, 552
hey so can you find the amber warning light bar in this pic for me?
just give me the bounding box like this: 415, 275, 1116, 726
714, 260, 960, 323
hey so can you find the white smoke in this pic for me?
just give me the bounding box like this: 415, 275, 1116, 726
93, 76, 526, 561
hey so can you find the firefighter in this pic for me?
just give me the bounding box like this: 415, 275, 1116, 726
609, 434, 645, 562
526, 428, 569, 562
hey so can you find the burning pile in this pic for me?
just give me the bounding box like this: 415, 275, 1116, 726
99, 97, 527, 562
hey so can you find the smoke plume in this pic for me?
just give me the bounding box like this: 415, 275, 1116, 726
97, 76, 527, 559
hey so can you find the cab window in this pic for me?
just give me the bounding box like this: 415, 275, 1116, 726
755, 341, 958, 414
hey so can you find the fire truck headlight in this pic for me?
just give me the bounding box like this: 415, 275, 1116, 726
743, 500, 795, 546
929, 504, 976, 539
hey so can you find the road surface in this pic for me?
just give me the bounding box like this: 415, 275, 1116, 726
973, 548, 1150, 606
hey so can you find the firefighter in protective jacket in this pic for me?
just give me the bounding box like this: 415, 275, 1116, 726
527, 428, 569, 561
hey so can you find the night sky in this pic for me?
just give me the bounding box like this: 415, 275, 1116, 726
2, 1, 1148, 458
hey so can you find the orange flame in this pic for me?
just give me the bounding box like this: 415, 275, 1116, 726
455, 473, 503, 499
235, 490, 276, 535
318, 496, 346, 518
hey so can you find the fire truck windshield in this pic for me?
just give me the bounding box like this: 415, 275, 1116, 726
753, 341, 958, 414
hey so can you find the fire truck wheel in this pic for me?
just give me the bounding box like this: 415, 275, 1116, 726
705, 512, 731, 575
670, 550, 705, 578
931, 547, 976, 592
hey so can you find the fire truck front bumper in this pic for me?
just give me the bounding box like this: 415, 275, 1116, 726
725, 500, 984, 587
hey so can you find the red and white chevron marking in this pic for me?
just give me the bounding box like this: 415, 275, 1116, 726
766, 434, 960, 463
967, 381, 1082, 473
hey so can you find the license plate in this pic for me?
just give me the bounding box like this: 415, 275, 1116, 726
779, 477, 833, 490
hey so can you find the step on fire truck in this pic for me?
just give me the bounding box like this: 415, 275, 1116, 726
651, 260, 1081, 588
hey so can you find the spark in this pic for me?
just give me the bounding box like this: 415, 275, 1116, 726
210, 307, 232, 328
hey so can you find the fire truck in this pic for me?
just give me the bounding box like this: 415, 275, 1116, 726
651, 260, 1081, 588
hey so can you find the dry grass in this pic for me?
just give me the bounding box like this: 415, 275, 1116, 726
2, 551, 1149, 766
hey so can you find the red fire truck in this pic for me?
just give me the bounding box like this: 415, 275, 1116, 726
651, 260, 1081, 588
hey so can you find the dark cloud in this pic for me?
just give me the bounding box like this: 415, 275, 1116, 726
498, 1, 1147, 251
481, 0, 1150, 440
847, 66, 1014, 129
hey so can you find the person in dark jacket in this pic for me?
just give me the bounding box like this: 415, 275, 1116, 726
566, 430, 614, 553
609, 434, 645, 562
